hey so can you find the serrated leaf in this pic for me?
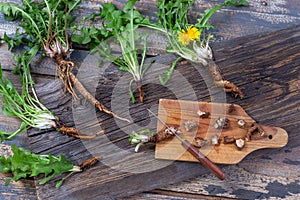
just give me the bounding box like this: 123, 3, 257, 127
1, 145, 75, 187
123, 0, 138, 11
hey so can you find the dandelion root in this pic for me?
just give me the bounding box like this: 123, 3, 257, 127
68, 72, 130, 123
208, 60, 244, 98
79, 156, 101, 171
137, 85, 144, 103
54, 55, 130, 123
57, 124, 105, 139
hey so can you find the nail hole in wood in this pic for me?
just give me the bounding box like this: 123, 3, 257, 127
261, 1, 268, 6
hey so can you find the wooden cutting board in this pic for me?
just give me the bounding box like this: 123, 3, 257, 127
155, 99, 288, 164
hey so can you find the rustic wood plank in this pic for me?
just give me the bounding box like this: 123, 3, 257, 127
0, 174, 37, 200
120, 189, 236, 200
150, 25, 299, 199
75, 0, 300, 41
164, 165, 299, 199
126, 146, 300, 199
1, 0, 300, 42
21, 25, 300, 199
0, 0, 299, 198
1, 25, 300, 199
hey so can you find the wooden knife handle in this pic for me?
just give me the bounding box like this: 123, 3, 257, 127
181, 140, 226, 180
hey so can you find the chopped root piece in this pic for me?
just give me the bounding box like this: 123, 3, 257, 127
247, 123, 267, 140
193, 137, 208, 148
214, 117, 230, 129
223, 136, 236, 144
197, 110, 210, 118
148, 128, 175, 143
227, 104, 236, 114
247, 123, 264, 135
79, 157, 101, 171
235, 138, 245, 150
183, 120, 198, 132
211, 135, 219, 145
58, 124, 105, 139
237, 119, 246, 127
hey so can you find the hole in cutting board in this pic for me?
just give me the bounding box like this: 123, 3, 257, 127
268, 135, 273, 140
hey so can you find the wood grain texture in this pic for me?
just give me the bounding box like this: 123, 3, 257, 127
0, 0, 299, 199
1, 0, 300, 41
20, 25, 300, 199
125, 147, 300, 199
0, 175, 37, 200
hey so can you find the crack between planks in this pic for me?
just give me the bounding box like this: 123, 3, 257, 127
147, 189, 237, 200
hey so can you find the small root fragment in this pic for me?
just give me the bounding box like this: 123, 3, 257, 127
214, 117, 230, 129
79, 156, 101, 171
58, 124, 105, 139
246, 123, 267, 140
211, 135, 220, 145
235, 138, 245, 150
223, 136, 236, 144
227, 104, 236, 114
193, 137, 208, 148
197, 110, 210, 118
183, 120, 198, 132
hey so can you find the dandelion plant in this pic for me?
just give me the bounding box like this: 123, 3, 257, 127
0, 49, 103, 141
73, 0, 152, 103
0, 0, 129, 122
97, 2, 152, 103
0, 144, 99, 188
140, 0, 248, 98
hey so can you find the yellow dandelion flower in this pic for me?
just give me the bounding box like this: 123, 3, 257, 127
178, 30, 191, 46
178, 26, 200, 46
187, 26, 200, 40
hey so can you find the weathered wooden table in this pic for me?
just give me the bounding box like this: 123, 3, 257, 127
0, 0, 300, 199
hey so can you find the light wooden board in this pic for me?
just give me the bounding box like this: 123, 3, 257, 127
155, 99, 288, 164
